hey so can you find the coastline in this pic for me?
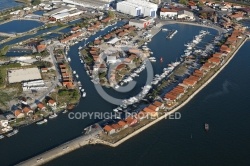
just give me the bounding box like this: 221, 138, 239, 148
15, 22, 248, 165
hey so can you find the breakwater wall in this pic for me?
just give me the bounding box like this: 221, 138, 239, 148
16, 134, 92, 166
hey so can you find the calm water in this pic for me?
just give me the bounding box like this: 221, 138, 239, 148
0, 20, 43, 33
0, 0, 22, 11
0, 23, 249, 166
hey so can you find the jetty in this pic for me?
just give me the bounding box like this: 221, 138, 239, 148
16, 124, 102, 166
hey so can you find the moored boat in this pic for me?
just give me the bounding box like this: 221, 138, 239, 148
49, 113, 58, 119
82, 92, 86, 97
6, 129, 18, 137
205, 123, 209, 131
62, 110, 68, 114
0, 135, 4, 139
36, 119, 48, 125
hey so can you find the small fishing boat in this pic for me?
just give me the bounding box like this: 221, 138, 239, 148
205, 123, 209, 131
49, 113, 58, 119
62, 110, 68, 114
82, 92, 86, 97
36, 119, 48, 125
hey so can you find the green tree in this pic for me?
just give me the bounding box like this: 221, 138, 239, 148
179, 0, 187, 5
32, 0, 41, 5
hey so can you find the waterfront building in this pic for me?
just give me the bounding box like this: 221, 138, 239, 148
153, 101, 164, 109
125, 116, 138, 126
22, 107, 34, 116
200, 62, 212, 72
160, 8, 178, 18
148, 104, 159, 112
37, 103, 47, 112
60, 32, 82, 43
208, 57, 221, 65
103, 125, 115, 135
118, 120, 128, 129
117, 0, 158, 17
129, 17, 154, 29
47, 99, 57, 108
136, 111, 147, 121
13, 109, 25, 119
111, 124, 122, 133
62, 0, 110, 9
143, 107, 158, 118
177, 10, 194, 20
0, 115, 8, 128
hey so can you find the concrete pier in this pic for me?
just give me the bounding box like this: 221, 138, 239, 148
17, 124, 102, 166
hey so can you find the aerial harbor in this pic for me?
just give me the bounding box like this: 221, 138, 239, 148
0, 0, 250, 166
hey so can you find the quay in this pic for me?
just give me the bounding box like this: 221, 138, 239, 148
16, 32, 248, 165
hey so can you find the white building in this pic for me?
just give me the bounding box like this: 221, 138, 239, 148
117, 0, 158, 17
0, 115, 8, 128
160, 9, 178, 18
10, 10, 21, 15
129, 17, 154, 28
177, 10, 195, 20
62, 0, 109, 9
106, 56, 117, 64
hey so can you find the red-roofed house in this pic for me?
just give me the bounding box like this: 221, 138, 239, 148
118, 120, 128, 129
208, 57, 220, 65
13, 109, 25, 119
22, 107, 33, 116
125, 116, 138, 126
148, 104, 159, 112
143, 107, 158, 118
136, 111, 147, 121
37, 44, 46, 53
153, 101, 164, 109
103, 125, 115, 135
111, 124, 122, 132
37, 102, 46, 111
47, 99, 57, 107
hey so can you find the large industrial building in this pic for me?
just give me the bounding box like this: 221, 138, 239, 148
116, 0, 158, 17
8, 68, 42, 84
62, 0, 110, 9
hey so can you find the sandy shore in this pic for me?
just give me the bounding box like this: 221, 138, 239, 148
97, 36, 248, 148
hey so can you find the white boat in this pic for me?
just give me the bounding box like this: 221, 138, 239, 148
115, 85, 120, 89
80, 60, 83, 63
148, 57, 156, 60
6, 129, 18, 137
36, 119, 48, 125
150, 59, 156, 62
78, 46, 82, 50
81, 89, 85, 92
0, 135, 4, 139
73, 71, 76, 74
162, 28, 168, 32
76, 74, 79, 78
79, 86, 82, 90
67, 57, 71, 62
62, 110, 68, 114
113, 108, 118, 112
82, 92, 86, 97
49, 113, 57, 119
